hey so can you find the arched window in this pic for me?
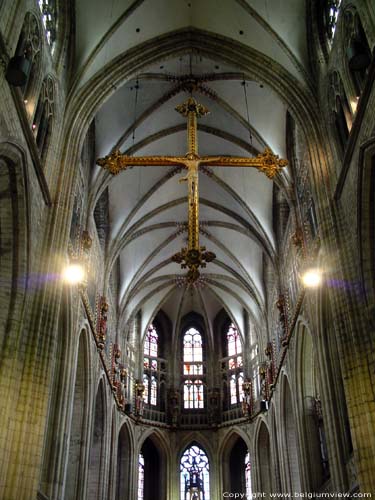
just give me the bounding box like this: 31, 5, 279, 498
183, 327, 205, 409
324, 0, 342, 41
33, 75, 55, 161
38, 0, 57, 52
225, 437, 252, 495
143, 324, 158, 406
138, 453, 144, 500
13, 12, 41, 99
180, 445, 210, 500
226, 323, 244, 406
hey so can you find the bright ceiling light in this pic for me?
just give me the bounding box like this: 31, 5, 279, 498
63, 262, 85, 284
302, 268, 322, 288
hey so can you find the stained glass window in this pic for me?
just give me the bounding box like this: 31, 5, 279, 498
184, 380, 204, 409
143, 374, 149, 404
230, 375, 237, 405
144, 324, 158, 358
38, 0, 57, 51
245, 452, 252, 498
226, 323, 243, 405
325, 0, 342, 41
180, 445, 210, 500
227, 323, 242, 356
183, 328, 205, 409
150, 376, 157, 406
143, 324, 158, 406
238, 372, 244, 402
138, 453, 144, 500
183, 328, 203, 362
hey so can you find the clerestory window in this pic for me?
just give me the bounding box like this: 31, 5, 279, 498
325, 0, 342, 41
38, 0, 57, 52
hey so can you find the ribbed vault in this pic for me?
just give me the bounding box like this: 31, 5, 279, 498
60, 6, 325, 340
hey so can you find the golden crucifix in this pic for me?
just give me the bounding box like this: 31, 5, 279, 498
97, 97, 288, 283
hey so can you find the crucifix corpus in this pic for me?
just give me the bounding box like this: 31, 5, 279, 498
97, 97, 288, 283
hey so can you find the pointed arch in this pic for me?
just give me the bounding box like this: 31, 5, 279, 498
296, 320, 329, 489
255, 419, 272, 497
116, 421, 133, 500
0, 141, 30, 476
65, 327, 91, 499
220, 430, 252, 496
87, 378, 108, 499
138, 431, 168, 500
179, 442, 211, 500
0, 141, 30, 354
358, 138, 375, 313
281, 376, 302, 493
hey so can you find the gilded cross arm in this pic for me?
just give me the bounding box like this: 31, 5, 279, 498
200, 148, 288, 179
96, 151, 188, 175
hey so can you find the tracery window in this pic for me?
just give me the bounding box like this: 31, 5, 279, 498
143, 324, 158, 406
226, 323, 244, 405
180, 445, 210, 500
38, 0, 57, 51
33, 75, 55, 161
325, 0, 342, 41
245, 452, 252, 497
183, 328, 205, 409
184, 380, 204, 409
14, 12, 41, 99
138, 453, 144, 500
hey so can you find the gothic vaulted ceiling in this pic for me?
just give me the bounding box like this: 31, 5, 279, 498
74, 0, 310, 339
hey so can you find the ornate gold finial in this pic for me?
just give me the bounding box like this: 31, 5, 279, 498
96, 149, 125, 175
175, 97, 210, 118
171, 246, 216, 283
256, 148, 288, 179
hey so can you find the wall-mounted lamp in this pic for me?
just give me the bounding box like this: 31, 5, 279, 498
301, 268, 322, 288
62, 260, 85, 285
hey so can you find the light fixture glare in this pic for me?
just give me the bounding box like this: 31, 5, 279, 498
302, 269, 322, 288
63, 263, 85, 284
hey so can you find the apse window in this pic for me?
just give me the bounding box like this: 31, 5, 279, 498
183, 327, 205, 409
180, 445, 210, 500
